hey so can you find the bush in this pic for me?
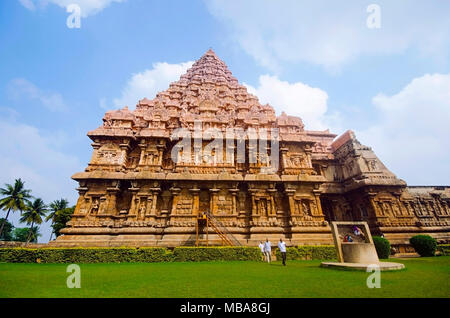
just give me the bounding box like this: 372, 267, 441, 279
0, 245, 338, 263
0, 247, 172, 263
372, 236, 390, 259
173, 247, 261, 262
410, 235, 437, 257
275, 245, 337, 261
437, 244, 450, 256
0, 248, 36, 263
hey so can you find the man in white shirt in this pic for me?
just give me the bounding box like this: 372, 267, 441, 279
258, 241, 265, 261
264, 238, 272, 263
278, 238, 287, 266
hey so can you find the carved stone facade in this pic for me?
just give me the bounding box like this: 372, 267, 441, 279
54, 50, 450, 247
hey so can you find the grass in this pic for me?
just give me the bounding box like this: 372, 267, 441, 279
0, 257, 449, 298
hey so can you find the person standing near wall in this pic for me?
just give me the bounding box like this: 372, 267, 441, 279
258, 241, 265, 261
264, 238, 272, 263
278, 238, 287, 266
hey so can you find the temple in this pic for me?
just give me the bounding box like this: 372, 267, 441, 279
54, 49, 450, 249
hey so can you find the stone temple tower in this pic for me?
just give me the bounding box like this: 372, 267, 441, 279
53, 49, 450, 249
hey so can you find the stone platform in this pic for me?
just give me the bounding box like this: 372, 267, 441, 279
320, 261, 405, 271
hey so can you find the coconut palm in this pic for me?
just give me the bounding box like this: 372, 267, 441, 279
0, 179, 32, 238
46, 198, 69, 241
20, 198, 48, 244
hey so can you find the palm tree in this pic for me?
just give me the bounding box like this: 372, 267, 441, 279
0, 179, 32, 238
20, 198, 48, 244
46, 199, 69, 241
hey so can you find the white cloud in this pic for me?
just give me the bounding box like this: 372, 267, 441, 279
7, 78, 67, 112
206, 0, 450, 71
108, 61, 194, 110
245, 75, 336, 131
18, 0, 35, 10
357, 73, 450, 185
18, 0, 126, 17
0, 115, 83, 242
0, 117, 81, 203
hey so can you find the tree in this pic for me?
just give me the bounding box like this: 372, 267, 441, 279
13, 227, 41, 243
0, 218, 14, 241
20, 198, 48, 244
52, 206, 75, 238
0, 179, 32, 238
46, 199, 69, 241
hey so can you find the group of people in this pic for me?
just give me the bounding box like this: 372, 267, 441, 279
343, 225, 366, 242
258, 238, 287, 266
352, 225, 366, 239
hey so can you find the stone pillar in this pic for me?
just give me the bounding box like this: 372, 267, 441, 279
106, 181, 120, 216
312, 189, 324, 217
229, 188, 239, 215
138, 140, 147, 166
119, 140, 131, 167
190, 188, 200, 216
268, 188, 277, 216
210, 188, 220, 215
170, 187, 181, 215
366, 192, 381, 218
249, 189, 258, 216
149, 186, 160, 216
89, 141, 101, 166
280, 147, 288, 171
73, 184, 88, 215
128, 182, 140, 216
157, 142, 165, 166
285, 189, 296, 216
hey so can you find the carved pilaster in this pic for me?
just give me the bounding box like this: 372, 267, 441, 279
285, 189, 296, 216
267, 188, 277, 216
229, 188, 239, 215
209, 188, 220, 215
149, 186, 161, 217
249, 189, 258, 216
170, 187, 181, 215
128, 182, 140, 216
190, 188, 200, 216
312, 190, 324, 218
119, 139, 131, 167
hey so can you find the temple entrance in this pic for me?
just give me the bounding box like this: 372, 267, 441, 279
320, 197, 335, 222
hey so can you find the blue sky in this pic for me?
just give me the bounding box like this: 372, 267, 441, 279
1, 0, 449, 242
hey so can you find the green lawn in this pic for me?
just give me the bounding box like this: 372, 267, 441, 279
0, 257, 449, 298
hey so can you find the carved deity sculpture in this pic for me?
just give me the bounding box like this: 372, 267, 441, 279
302, 201, 311, 216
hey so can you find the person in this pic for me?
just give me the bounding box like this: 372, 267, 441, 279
278, 238, 287, 266
258, 241, 265, 261
264, 238, 272, 263
352, 225, 366, 240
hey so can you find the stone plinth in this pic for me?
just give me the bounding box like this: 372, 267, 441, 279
322, 221, 405, 271
320, 261, 405, 271
341, 242, 379, 263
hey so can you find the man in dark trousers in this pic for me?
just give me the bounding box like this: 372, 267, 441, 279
278, 238, 287, 266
